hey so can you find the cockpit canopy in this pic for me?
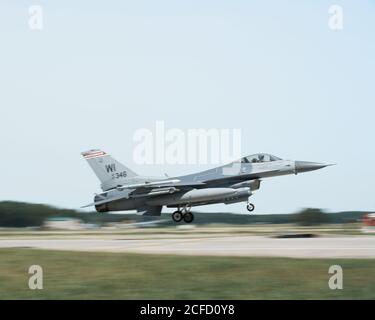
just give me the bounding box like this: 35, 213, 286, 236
240, 153, 282, 163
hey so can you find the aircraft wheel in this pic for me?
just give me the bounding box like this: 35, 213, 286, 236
172, 211, 183, 222
247, 203, 255, 212
183, 212, 194, 223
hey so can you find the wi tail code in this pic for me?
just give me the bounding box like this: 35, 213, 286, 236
105, 164, 116, 173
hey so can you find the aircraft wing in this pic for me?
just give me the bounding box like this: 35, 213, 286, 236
82, 181, 206, 208
201, 170, 281, 185
116, 180, 205, 190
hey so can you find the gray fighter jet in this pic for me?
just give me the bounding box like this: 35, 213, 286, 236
82, 149, 332, 223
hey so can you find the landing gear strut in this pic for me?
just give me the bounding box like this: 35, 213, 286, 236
247, 202, 255, 212
172, 205, 194, 223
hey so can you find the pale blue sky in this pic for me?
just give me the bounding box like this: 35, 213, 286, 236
0, 1, 374, 214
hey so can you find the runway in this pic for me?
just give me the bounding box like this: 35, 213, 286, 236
1, 235, 375, 258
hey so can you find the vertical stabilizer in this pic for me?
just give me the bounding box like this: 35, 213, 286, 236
81, 149, 138, 191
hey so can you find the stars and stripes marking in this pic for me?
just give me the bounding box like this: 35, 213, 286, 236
82, 150, 107, 159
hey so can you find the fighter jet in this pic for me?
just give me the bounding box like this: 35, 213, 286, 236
81, 149, 332, 223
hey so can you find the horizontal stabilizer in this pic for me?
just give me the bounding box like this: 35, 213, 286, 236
136, 206, 163, 216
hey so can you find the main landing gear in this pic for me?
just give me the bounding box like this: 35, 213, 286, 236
172, 205, 194, 223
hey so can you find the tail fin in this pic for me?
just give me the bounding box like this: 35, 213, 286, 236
81, 149, 138, 191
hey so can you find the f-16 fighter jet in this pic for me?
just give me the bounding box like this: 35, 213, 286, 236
82, 149, 332, 223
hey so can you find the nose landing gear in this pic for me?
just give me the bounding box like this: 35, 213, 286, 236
172, 205, 194, 223
246, 202, 255, 212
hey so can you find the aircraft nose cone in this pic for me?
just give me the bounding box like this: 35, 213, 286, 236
295, 161, 331, 173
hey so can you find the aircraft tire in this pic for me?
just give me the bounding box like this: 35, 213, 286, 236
183, 212, 194, 223
172, 211, 183, 222
247, 203, 255, 212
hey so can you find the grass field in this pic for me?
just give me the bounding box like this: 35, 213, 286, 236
0, 248, 374, 299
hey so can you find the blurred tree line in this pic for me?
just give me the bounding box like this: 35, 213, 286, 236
0, 201, 133, 227
0, 201, 365, 228
292, 208, 331, 226
0, 201, 79, 227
